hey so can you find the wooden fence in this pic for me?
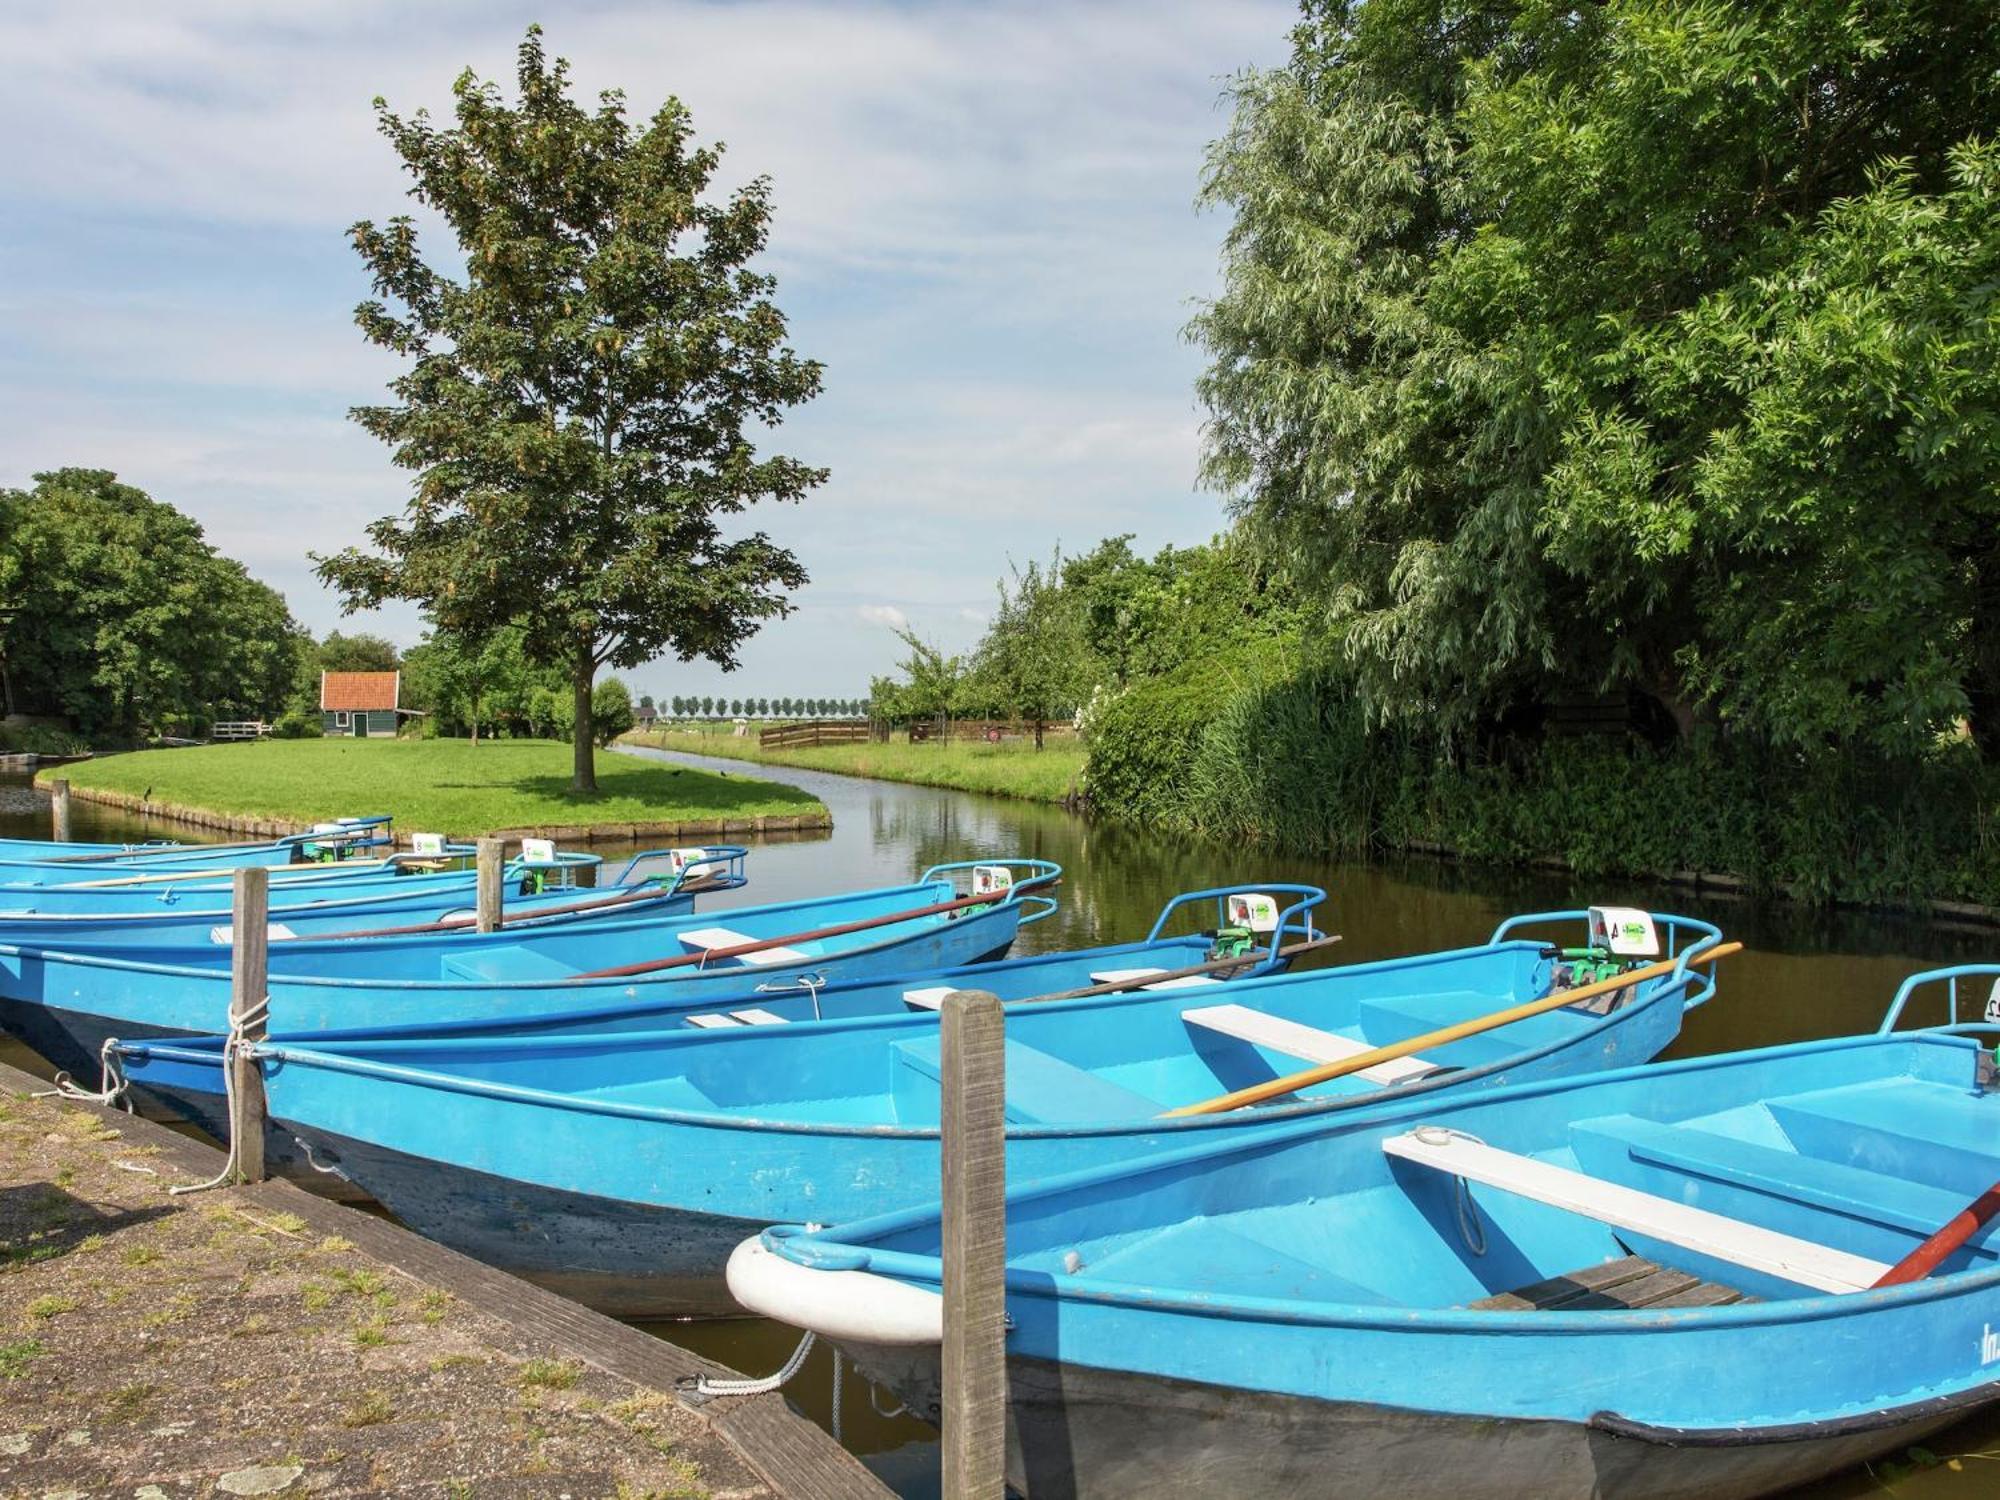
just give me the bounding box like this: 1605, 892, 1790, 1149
211, 721, 273, 741
907, 717, 1077, 744
759, 720, 874, 750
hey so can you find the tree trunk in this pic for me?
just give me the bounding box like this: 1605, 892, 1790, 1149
571, 652, 597, 794
1034, 715, 1044, 750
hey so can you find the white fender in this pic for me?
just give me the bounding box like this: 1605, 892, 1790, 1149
726, 1235, 944, 1346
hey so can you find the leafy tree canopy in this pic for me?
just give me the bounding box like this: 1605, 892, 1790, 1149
1194, 0, 2000, 751
317, 27, 825, 791
317, 632, 401, 674
0, 469, 306, 739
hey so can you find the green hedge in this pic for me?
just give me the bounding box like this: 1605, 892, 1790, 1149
1085, 668, 2000, 909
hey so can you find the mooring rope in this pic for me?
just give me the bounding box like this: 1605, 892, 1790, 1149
169, 996, 268, 1196
679, 1329, 817, 1403
1412, 1124, 1488, 1256
36, 1037, 132, 1111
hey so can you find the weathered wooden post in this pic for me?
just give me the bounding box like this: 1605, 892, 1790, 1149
476, 837, 506, 934
229, 865, 269, 1183
940, 988, 1007, 1499
49, 778, 71, 842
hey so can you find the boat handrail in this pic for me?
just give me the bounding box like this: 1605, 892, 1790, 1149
608, 845, 749, 889
1876, 965, 2000, 1034
1142, 884, 1327, 978
1490, 909, 1722, 971
1015, 894, 1060, 926
917, 859, 1064, 905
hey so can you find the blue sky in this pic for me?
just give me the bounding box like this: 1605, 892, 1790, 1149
0, 1, 1294, 705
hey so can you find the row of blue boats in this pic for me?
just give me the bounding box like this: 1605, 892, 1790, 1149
5, 819, 1999, 1497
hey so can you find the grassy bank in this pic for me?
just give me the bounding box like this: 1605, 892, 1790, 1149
627, 727, 1087, 804
44, 738, 825, 838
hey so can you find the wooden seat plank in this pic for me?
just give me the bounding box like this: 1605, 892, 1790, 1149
1185, 1004, 1440, 1084
1385, 1129, 1890, 1294
676, 926, 810, 966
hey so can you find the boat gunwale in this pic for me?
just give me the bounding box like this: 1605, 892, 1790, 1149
128, 939, 1700, 1140
0, 877, 1024, 992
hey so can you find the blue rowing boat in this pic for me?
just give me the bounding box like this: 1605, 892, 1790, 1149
0, 841, 612, 917
113, 884, 1326, 1138
118, 908, 1722, 1315
0, 816, 396, 882
734, 964, 2000, 1500
0, 846, 744, 946
0, 860, 1061, 1084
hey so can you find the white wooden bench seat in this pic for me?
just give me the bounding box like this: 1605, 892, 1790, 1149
1183, 1004, 1440, 1085
1382, 1129, 1891, 1294
684, 1007, 792, 1028
1091, 967, 1222, 992
675, 926, 811, 966
903, 986, 955, 1011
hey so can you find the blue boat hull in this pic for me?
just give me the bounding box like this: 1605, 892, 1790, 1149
740, 1023, 2000, 1499
839, 1344, 1981, 1500
189, 926, 1701, 1316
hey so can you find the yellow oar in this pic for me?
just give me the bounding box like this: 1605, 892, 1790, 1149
1162, 941, 1744, 1118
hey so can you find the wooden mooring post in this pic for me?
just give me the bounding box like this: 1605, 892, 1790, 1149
49, 777, 71, 842
229, 865, 270, 1184
476, 837, 505, 934
940, 989, 1007, 1499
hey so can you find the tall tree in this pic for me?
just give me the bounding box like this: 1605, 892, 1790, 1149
978, 550, 1085, 748
1194, 0, 2000, 750
318, 28, 825, 792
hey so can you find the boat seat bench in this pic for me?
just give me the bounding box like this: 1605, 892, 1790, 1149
1182, 1004, 1440, 1084
676, 926, 811, 966
1090, 967, 1222, 992
894, 1035, 1164, 1122
1383, 1129, 1893, 1294
441, 945, 583, 983
1569, 1115, 1997, 1253
683, 1008, 791, 1029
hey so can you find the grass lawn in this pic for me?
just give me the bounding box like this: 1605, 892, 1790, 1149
49, 737, 825, 837
627, 726, 1087, 804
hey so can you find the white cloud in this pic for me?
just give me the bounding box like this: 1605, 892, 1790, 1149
0, 0, 1297, 691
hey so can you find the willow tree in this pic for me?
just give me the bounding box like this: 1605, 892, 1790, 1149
318, 28, 824, 792
1195, 0, 2000, 751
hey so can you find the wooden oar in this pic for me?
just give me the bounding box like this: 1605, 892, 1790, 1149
1013, 933, 1346, 1004
574, 874, 1062, 980
1872, 1183, 2000, 1287
1162, 941, 1743, 1118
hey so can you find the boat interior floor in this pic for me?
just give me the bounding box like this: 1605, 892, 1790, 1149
1467, 1255, 1754, 1312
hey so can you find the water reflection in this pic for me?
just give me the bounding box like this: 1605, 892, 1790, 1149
6, 758, 1998, 1495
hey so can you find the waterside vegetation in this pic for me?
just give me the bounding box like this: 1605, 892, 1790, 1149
855, 2, 2000, 913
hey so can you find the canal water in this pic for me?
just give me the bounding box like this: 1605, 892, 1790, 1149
5, 754, 2000, 1496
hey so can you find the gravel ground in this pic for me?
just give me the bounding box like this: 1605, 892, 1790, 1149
0, 1085, 773, 1500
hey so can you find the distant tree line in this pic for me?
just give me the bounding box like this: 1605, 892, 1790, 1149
649, 696, 865, 720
